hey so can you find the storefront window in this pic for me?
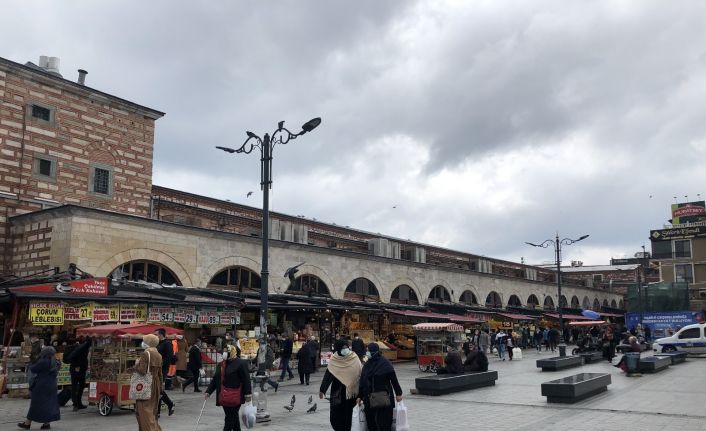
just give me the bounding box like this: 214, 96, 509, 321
208, 266, 261, 292
112, 260, 181, 286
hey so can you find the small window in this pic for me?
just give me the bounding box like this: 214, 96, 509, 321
675, 264, 694, 283
89, 164, 113, 196
677, 328, 701, 339
32, 155, 57, 180
674, 240, 691, 258
32, 105, 51, 121
27, 103, 55, 125
592, 274, 603, 283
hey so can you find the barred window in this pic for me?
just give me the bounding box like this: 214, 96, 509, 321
89, 164, 113, 196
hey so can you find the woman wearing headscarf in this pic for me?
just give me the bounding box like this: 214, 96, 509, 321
296, 341, 314, 385
18, 346, 61, 430
358, 343, 403, 431
134, 334, 163, 431
319, 339, 362, 431
206, 344, 253, 431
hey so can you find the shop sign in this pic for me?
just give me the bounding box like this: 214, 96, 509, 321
174, 307, 197, 324
650, 226, 706, 240
320, 351, 333, 366
148, 306, 174, 322
14, 278, 109, 297
92, 304, 120, 322
64, 303, 94, 321
29, 301, 64, 325
120, 304, 147, 322
197, 307, 220, 325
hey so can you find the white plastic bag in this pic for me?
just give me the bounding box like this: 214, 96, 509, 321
513, 347, 522, 360
240, 401, 257, 429
395, 401, 409, 431
351, 404, 367, 431
199, 368, 206, 378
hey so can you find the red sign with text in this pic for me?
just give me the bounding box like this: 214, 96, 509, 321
13, 278, 109, 297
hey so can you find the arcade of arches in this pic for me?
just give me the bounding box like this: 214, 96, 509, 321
112, 260, 180, 286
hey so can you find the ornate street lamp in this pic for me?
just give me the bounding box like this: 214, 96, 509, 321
217, 117, 321, 341
526, 233, 589, 357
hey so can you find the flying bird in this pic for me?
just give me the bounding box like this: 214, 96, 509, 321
392, 205, 397, 209
283, 405, 293, 412
246, 191, 253, 198
290, 394, 296, 406
306, 403, 317, 413
308, 395, 313, 404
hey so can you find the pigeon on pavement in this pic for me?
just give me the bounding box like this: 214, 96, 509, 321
308, 395, 313, 404
283, 405, 293, 412
290, 394, 296, 407
306, 403, 317, 413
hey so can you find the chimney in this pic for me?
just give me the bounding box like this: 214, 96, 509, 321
37, 55, 62, 77
77, 69, 87, 85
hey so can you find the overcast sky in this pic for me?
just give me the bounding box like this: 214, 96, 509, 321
4, 1, 706, 266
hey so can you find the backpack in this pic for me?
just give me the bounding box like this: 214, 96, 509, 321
62, 344, 77, 364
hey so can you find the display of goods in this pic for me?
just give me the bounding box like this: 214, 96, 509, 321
374, 341, 391, 351
240, 338, 259, 359
392, 337, 415, 349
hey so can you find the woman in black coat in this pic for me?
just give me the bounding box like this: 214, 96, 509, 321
18, 346, 61, 430
319, 339, 363, 431
358, 343, 403, 431
296, 343, 314, 385
205, 345, 253, 431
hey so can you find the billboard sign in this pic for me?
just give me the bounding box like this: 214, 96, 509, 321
13, 278, 109, 297
626, 311, 706, 339
671, 201, 706, 225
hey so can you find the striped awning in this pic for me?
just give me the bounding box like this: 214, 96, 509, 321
413, 322, 464, 332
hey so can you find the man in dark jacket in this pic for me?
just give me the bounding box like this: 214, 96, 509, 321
154, 328, 175, 415
278, 334, 294, 381
351, 333, 366, 359
437, 345, 464, 374
68, 337, 91, 410
307, 336, 320, 372
182, 339, 203, 392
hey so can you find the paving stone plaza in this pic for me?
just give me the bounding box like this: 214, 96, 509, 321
1, 349, 704, 431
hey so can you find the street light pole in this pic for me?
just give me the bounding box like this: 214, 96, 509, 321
217, 117, 321, 341
526, 233, 588, 357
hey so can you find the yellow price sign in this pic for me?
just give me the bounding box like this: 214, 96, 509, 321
29, 302, 64, 326
64, 303, 94, 321
120, 304, 147, 322
93, 303, 120, 322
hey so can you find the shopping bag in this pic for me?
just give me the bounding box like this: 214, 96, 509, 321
512, 347, 522, 360
351, 404, 368, 431
130, 351, 152, 400
240, 401, 257, 429
395, 401, 410, 431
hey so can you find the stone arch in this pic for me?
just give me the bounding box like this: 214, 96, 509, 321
208, 265, 261, 292
201, 256, 261, 288
527, 294, 540, 309
284, 263, 336, 298
111, 259, 181, 285
459, 290, 479, 305
602, 299, 609, 308
543, 296, 555, 310
97, 248, 192, 286
611, 299, 617, 308
428, 285, 452, 303
390, 285, 420, 305
571, 295, 580, 308
559, 295, 568, 308
345, 277, 380, 301
287, 274, 331, 297
507, 294, 522, 307
582, 296, 591, 309
618, 299, 625, 309
387, 277, 423, 305
485, 291, 503, 308
592, 298, 601, 310
345, 270, 386, 301
85, 141, 120, 164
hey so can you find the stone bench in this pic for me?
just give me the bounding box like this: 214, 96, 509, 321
578, 351, 604, 363
654, 351, 687, 365
415, 371, 498, 396
536, 355, 584, 371
637, 356, 671, 373
541, 373, 611, 404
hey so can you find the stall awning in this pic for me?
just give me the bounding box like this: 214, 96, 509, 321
495, 312, 536, 321
76, 323, 184, 338
544, 313, 596, 321
569, 320, 608, 326
385, 309, 483, 323
413, 322, 464, 331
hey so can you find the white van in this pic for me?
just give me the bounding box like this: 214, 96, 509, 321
652, 323, 706, 354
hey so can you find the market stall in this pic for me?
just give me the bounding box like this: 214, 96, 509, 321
76, 323, 183, 416
413, 322, 464, 372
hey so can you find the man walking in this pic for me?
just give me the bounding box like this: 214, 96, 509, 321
256, 339, 279, 392
495, 330, 507, 360
351, 333, 366, 360
182, 339, 203, 392
154, 328, 175, 416
68, 336, 91, 410
479, 330, 490, 355
278, 333, 294, 382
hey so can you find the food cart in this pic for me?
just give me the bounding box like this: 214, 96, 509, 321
413, 322, 464, 372
76, 323, 183, 416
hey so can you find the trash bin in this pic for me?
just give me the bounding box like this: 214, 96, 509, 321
624, 352, 640, 373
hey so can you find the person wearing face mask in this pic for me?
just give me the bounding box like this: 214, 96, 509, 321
358, 343, 403, 431
319, 339, 362, 431
206, 345, 253, 431
134, 334, 163, 431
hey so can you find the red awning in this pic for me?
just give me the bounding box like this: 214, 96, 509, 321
385, 309, 484, 323
544, 313, 596, 321
76, 323, 184, 338
413, 322, 464, 332
495, 312, 536, 321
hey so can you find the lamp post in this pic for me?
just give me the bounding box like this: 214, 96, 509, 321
217, 117, 321, 341
526, 233, 589, 357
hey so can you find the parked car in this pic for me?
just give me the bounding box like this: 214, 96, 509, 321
652, 323, 706, 354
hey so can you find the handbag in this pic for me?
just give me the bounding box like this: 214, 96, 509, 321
219, 361, 242, 407
130, 351, 153, 400
368, 376, 391, 409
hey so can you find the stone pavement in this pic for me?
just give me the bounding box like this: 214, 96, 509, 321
2, 349, 705, 430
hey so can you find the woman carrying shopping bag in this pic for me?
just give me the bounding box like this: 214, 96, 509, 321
358, 343, 403, 431
319, 339, 362, 431
133, 334, 163, 431
205, 344, 253, 431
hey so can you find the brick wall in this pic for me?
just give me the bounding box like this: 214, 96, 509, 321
10, 219, 52, 276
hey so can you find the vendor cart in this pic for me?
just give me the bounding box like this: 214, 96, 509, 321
76, 323, 183, 416
413, 322, 464, 372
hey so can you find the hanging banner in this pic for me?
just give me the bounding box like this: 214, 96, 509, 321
29, 302, 64, 325
174, 307, 196, 324
13, 278, 109, 297
64, 303, 94, 321
120, 304, 148, 322
148, 306, 174, 322
197, 307, 220, 325
92, 303, 120, 322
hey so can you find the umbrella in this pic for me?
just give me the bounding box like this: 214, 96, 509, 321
581, 309, 601, 320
